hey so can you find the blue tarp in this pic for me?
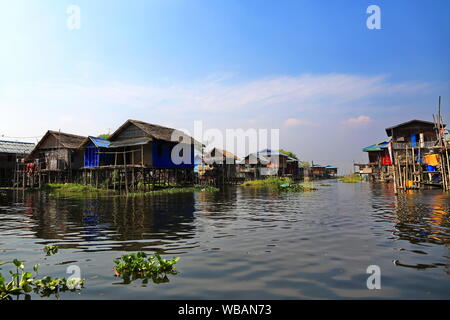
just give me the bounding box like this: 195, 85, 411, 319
88, 136, 110, 148
411, 134, 417, 147
83, 137, 113, 167
363, 140, 390, 152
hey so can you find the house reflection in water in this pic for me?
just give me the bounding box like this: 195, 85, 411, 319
21, 191, 199, 253
368, 184, 450, 273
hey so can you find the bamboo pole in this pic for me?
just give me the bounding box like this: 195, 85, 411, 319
440, 112, 450, 191
393, 150, 399, 193
405, 147, 409, 189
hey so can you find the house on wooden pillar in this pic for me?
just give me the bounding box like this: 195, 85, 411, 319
386, 120, 440, 150
238, 152, 270, 180
238, 149, 301, 180
0, 140, 35, 187
386, 119, 444, 189
106, 119, 201, 169
16, 130, 86, 187
201, 148, 240, 184
325, 165, 338, 178
362, 140, 393, 182
310, 164, 326, 179
26, 130, 86, 172
80, 136, 114, 168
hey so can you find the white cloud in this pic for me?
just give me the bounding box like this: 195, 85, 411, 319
284, 118, 317, 127
344, 115, 372, 125
10, 73, 430, 114
0, 73, 433, 140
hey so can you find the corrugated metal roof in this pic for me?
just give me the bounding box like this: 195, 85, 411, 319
109, 137, 152, 148
88, 136, 110, 148
0, 140, 35, 154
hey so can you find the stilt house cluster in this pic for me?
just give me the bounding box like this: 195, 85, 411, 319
359, 115, 450, 192
6, 120, 339, 189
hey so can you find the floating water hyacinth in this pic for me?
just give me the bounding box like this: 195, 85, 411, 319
113, 252, 180, 284
44, 245, 59, 256
0, 258, 84, 300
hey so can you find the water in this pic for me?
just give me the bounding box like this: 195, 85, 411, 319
0, 181, 449, 299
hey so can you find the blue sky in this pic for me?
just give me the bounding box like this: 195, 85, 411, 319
0, 0, 449, 172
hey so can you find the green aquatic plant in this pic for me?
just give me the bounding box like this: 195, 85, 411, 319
45, 183, 217, 198
113, 252, 180, 284
242, 177, 293, 187
0, 255, 84, 300
127, 185, 219, 197
33, 276, 84, 297
278, 183, 316, 192
0, 259, 36, 300
241, 177, 316, 192
339, 173, 364, 183
44, 183, 116, 198
44, 245, 59, 256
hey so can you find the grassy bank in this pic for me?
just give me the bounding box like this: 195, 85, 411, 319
241, 177, 317, 192
339, 173, 364, 183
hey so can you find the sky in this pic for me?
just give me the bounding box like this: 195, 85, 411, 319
0, 0, 449, 173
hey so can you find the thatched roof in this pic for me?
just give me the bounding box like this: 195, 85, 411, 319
110, 119, 203, 147
385, 120, 441, 136
203, 148, 239, 164
207, 148, 239, 159
47, 130, 86, 148
27, 130, 87, 158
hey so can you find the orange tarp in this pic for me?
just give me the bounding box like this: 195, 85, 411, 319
424, 154, 440, 166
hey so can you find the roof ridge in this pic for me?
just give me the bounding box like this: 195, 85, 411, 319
48, 130, 87, 139
129, 119, 176, 131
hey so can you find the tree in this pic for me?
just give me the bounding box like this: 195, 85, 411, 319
300, 161, 310, 168
98, 133, 111, 139
278, 149, 298, 160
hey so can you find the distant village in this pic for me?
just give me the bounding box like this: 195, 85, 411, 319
0, 119, 338, 190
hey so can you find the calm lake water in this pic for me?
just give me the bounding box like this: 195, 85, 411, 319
1, 181, 449, 299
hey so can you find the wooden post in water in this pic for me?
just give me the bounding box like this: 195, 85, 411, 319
123, 151, 128, 194
131, 150, 135, 191
22, 167, 26, 190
